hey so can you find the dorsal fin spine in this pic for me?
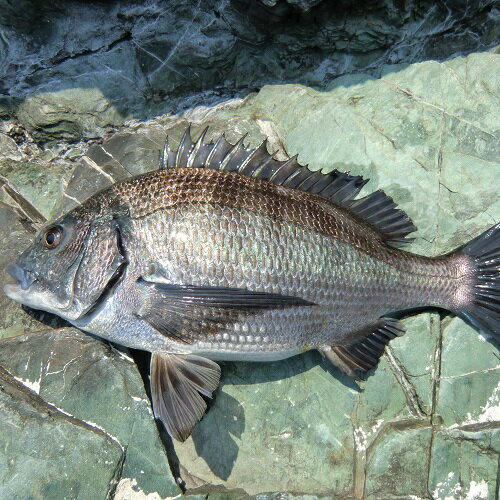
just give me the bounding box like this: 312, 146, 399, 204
244, 140, 269, 169
219, 135, 247, 171
163, 126, 417, 245
175, 126, 192, 167
205, 134, 226, 169
186, 126, 208, 168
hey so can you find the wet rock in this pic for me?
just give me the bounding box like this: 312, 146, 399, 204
0, 329, 179, 498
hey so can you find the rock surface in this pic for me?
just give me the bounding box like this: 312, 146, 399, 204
0, 48, 499, 498
0, 362, 124, 499
0, 329, 179, 498
0, 0, 498, 141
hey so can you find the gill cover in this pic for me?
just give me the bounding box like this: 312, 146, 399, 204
4, 211, 126, 322
71, 219, 127, 319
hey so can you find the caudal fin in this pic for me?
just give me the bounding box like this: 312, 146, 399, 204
457, 223, 499, 337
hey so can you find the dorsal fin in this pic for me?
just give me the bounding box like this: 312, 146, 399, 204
160, 126, 417, 245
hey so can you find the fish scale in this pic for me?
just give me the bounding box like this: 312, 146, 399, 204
4, 126, 498, 442
122, 203, 456, 353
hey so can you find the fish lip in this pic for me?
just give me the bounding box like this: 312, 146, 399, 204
5, 263, 37, 290
3, 282, 22, 300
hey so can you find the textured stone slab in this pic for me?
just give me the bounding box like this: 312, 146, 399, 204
170, 52, 499, 496
0, 51, 498, 497
0, 329, 179, 498
0, 362, 123, 499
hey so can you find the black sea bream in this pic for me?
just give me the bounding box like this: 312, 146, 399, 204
4, 127, 499, 441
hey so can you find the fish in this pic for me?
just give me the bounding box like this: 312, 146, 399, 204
3, 126, 499, 442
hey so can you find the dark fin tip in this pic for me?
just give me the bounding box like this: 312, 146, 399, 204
323, 318, 405, 378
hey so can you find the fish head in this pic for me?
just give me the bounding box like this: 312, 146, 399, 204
4, 204, 126, 322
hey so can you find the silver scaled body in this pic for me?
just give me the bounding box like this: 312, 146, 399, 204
76, 203, 454, 361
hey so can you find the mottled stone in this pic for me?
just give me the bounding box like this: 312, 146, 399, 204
0, 51, 498, 497
179, 353, 358, 496
429, 430, 499, 500
16, 88, 124, 142
365, 425, 433, 498
0, 329, 179, 497
0, 160, 68, 220
0, 362, 123, 499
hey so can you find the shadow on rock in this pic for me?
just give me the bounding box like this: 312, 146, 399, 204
222, 350, 362, 391
131, 346, 361, 481
192, 389, 245, 481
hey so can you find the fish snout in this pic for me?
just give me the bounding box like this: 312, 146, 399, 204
5, 263, 37, 290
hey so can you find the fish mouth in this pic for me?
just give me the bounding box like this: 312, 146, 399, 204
5, 263, 37, 290
3, 264, 61, 314
3, 263, 38, 304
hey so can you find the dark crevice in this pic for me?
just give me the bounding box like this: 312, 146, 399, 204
47, 31, 133, 68
107, 446, 127, 500
0, 363, 122, 446
426, 313, 443, 498
447, 421, 500, 433
385, 346, 428, 417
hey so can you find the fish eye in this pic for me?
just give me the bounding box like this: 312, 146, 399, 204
43, 226, 63, 249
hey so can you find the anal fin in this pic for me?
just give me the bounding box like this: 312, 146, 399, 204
150, 352, 221, 441
322, 318, 405, 379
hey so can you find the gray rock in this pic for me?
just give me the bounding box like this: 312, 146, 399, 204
0, 0, 497, 141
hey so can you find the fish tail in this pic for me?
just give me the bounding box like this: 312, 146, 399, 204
453, 223, 499, 337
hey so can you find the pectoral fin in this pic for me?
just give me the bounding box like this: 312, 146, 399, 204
150, 352, 221, 441
136, 279, 314, 343
321, 318, 405, 379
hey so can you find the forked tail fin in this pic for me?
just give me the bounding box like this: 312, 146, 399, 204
457, 223, 499, 337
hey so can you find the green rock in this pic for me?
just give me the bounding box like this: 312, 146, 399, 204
429, 430, 499, 499
17, 88, 124, 142
365, 425, 433, 498
0, 51, 498, 496
0, 329, 179, 498
0, 363, 123, 499
179, 354, 358, 496
0, 160, 68, 220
